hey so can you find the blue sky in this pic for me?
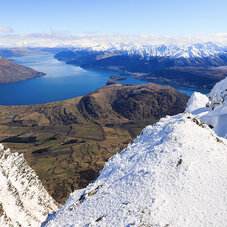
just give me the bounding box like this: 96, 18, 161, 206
0, 0, 227, 35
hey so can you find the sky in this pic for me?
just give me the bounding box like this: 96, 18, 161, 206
0, 0, 227, 47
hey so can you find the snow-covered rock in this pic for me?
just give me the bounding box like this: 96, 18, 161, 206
186, 76, 227, 138
185, 91, 209, 115
0, 144, 59, 227
201, 104, 227, 139
208, 76, 227, 110
43, 113, 227, 227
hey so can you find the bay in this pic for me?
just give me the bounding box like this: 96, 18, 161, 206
0, 54, 204, 105
0, 55, 117, 105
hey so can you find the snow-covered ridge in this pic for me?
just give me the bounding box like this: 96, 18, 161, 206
43, 113, 227, 227
0, 144, 58, 227
80, 42, 227, 59
186, 76, 227, 138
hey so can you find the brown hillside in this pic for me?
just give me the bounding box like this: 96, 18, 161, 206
0, 57, 45, 83
0, 83, 189, 203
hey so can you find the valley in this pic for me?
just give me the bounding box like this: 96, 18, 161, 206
0, 83, 188, 203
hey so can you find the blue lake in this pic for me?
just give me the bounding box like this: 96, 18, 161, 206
0, 55, 117, 105
0, 54, 201, 105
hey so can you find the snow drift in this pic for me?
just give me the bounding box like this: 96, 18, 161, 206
43, 113, 227, 227
0, 144, 58, 227
186, 76, 227, 138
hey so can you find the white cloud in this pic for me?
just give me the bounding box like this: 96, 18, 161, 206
0, 32, 227, 48
0, 26, 14, 33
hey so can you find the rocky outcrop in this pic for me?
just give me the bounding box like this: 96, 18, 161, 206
186, 76, 227, 138
0, 144, 58, 227
207, 76, 227, 110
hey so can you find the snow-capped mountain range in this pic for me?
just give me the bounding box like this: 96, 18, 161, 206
82, 42, 227, 59
43, 77, 227, 227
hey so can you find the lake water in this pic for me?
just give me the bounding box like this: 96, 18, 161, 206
0, 55, 117, 105
0, 54, 202, 105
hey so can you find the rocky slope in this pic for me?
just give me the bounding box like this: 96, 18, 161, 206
0, 57, 45, 83
0, 144, 58, 227
43, 112, 227, 226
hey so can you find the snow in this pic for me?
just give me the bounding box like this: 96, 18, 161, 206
83, 42, 226, 59
208, 76, 227, 110
43, 113, 227, 227
0, 145, 58, 227
185, 91, 209, 116
186, 76, 227, 138
200, 104, 227, 139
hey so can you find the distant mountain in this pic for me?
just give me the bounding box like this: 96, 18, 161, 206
56, 42, 227, 65
55, 42, 227, 89
0, 144, 58, 226
81, 42, 227, 60
0, 57, 45, 83
0, 47, 73, 58
0, 47, 44, 58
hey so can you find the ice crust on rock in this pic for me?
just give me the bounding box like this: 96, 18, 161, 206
0, 144, 58, 227
186, 76, 227, 138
